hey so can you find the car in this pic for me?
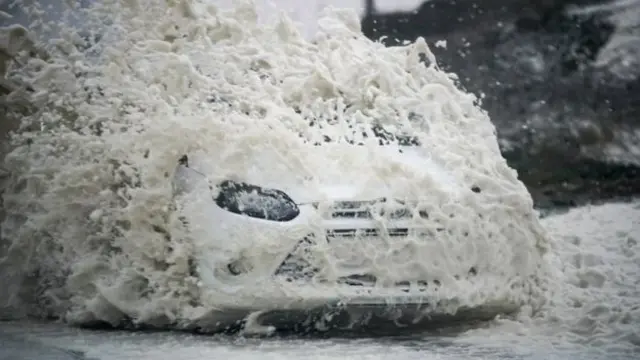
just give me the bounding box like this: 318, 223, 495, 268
170, 122, 536, 334
1, 2, 550, 335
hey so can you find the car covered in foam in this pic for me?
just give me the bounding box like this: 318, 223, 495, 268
170, 118, 549, 333
0, 2, 552, 334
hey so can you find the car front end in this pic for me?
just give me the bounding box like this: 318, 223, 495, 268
171, 142, 525, 334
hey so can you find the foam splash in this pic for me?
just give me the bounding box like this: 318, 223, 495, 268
456, 201, 640, 355
1, 0, 550, 329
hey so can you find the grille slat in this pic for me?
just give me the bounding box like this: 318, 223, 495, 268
330, 210, 371, 218
326, 228, 410, 239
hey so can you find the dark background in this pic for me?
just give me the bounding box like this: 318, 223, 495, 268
360, 0, 640, 210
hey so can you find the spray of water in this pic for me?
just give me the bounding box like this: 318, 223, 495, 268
0, 0, 551, 330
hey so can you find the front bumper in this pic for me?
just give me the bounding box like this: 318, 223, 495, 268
182, 293, 519, 334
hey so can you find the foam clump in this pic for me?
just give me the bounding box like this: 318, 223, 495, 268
1, 0, 551, 328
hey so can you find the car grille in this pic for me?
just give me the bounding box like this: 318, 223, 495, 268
274, 199, 478, 289
324, 198, 428, 240
327, 199, 425, 220
275, 199, 433, 287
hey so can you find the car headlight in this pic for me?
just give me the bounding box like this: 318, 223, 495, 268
214, 180, 300, 221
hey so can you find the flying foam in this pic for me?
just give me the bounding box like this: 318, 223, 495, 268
0, 0, 551, 329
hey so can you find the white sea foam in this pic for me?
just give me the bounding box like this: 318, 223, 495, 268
2, 0, 549, 331
457, 201, 640, 355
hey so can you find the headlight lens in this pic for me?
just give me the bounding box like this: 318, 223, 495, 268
214, 180, 300, 221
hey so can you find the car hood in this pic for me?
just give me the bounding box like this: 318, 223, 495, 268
292, 146, 462, 203
185, 143, 464, 204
